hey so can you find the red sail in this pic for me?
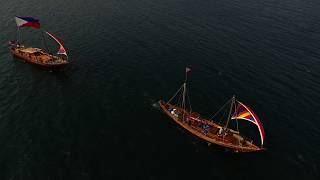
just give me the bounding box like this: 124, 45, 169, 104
232, 101, 265, 146
45, 31, 67, 57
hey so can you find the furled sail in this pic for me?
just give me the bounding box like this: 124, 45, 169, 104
231, 101, 265, 146
45, 31, 67, 57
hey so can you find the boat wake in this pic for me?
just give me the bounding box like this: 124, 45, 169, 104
152, 102, 160, 109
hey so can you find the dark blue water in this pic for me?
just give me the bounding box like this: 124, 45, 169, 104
1, 0, 320, 179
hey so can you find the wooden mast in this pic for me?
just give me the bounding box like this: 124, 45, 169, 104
16, 27, 22, 45
182, 68, 188, 120
16, 27, 20, 44
182, 82, 187, 120
224, 95, 235, 131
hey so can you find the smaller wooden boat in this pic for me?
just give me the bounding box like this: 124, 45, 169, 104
159, 68, 266, 152
9, 16, 69, 69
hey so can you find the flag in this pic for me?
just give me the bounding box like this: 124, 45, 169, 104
186, 67, 191, 73
15, 16, 40, 29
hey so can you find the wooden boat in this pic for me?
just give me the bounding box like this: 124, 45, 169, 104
159, 68, 265, 152
9, 45, 68, 68
9, 16, 69, 69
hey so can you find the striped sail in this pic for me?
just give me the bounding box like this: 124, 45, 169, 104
231, 101, 265, 146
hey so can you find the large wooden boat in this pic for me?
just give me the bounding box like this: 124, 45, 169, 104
9, 45, 68, 68
159, 68, 266, 152
9, 16, 69, 69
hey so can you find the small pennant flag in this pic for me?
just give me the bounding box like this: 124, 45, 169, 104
186, 67, 191, 73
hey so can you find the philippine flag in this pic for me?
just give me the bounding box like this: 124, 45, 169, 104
15, 16, 40, 29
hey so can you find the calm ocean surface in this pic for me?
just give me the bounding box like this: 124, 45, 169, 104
0, 0, 320, 179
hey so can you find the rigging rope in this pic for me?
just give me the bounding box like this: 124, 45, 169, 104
167, 85, 183, 104
186, 86, 192, 112
217, 107, 227, 125
177, 88, 183, 108
209, 98, 232, 120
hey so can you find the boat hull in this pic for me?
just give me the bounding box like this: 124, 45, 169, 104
159, 100, 264, 152
10, 46, 68, 69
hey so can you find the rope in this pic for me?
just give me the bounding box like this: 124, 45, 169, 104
167, 85, 183, 104
209, 98, 232, 120
177, 88, 183, 107
186, 87, 192, 112
217, 107, 227, 125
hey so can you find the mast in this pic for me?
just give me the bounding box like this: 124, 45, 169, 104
183, 67, 189, 109
14, 16, 41, 46
224, 95, 236, 131
182, 82, 186, 108
181, 82, 187, 120
16, 27, 21, 44
182, 68, 189, 120
185, 67, 188, 83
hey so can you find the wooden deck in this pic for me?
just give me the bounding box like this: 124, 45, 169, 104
159, 100, 264, 152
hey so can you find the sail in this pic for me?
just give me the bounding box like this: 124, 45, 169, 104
45, 31, 68, 57
15, 16, 40, 29
231, 101, 265, 146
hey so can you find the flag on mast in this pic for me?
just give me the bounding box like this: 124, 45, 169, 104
15, 16, 40, 29
186, 67, 191, 73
